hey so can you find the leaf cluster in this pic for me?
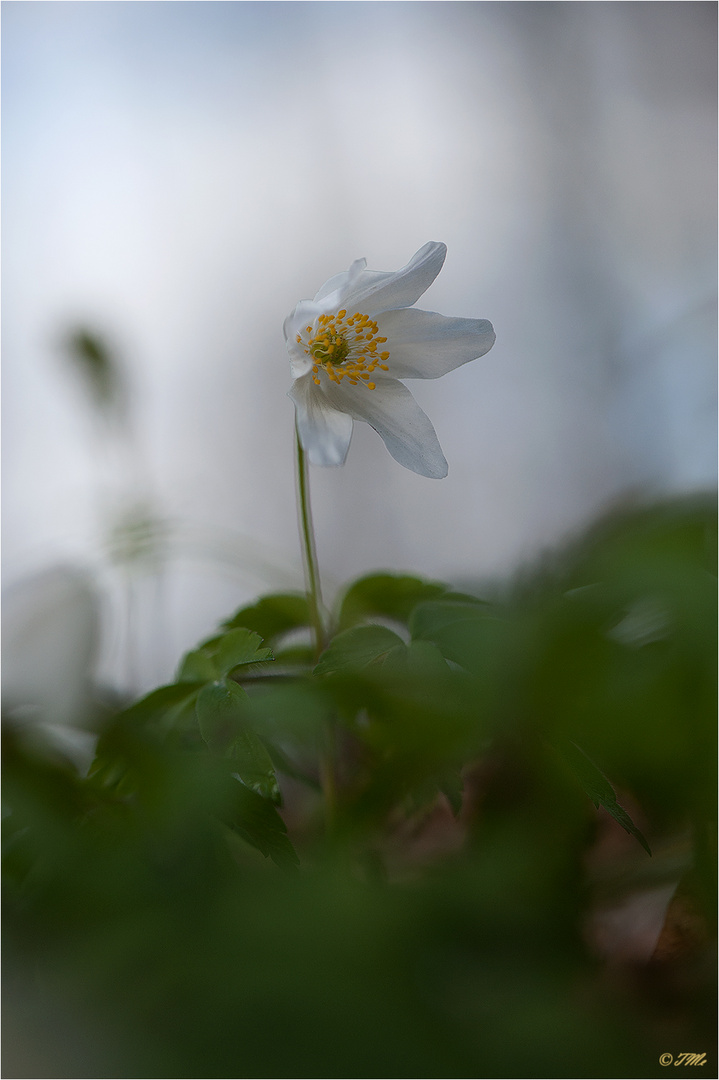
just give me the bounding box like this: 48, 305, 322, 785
3, 495, 716, 1078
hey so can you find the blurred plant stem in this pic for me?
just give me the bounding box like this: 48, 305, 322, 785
295, 424, 337, 825
294, 425, 326, 658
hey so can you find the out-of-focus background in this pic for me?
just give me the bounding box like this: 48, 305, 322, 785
3, 1, 716, 697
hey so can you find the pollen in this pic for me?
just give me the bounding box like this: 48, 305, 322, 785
297, 309, 389, 392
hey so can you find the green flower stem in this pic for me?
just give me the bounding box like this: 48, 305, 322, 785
294, 425, 336, 826
294, 424, 326, 659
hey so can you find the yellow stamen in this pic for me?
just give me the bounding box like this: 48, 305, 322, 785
297, 309, 389, 392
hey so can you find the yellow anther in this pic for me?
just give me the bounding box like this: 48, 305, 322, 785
303, 308, 388, 392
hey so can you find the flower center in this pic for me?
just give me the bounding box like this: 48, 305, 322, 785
296, 310, 390, 390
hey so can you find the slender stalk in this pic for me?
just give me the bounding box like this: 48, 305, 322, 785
294, 425, 325, 658
294, 425, 337, 826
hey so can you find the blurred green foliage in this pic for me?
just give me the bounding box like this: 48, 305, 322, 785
64, 329, 126, 420
3, 496, 716, 1078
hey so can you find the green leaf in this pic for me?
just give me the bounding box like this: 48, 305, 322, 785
196, 680, 248, 754
223, 593, 310, 640
114, 681, 207, 726
338, 573, 447, 630
178, 648, 219, 683
261, 739, 322, 791
410, 599, 488, 641
89, 685, 202, 793
270, 643, 316, 668
236, 679, 333, 749
314, 625, 406, 677
227, 729, 281, 804
409, 599, 503, 674
225, 780, 299, 869
560, 742, 651, 855
212, 628, 273, 675
178, 628, 273, 685
196, 681, 281, 802
441, 591, 488, 606
90, 680, 206, 787
376, 637, 451, 680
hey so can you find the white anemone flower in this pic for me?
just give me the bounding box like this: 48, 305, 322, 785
284, 242, 495, 479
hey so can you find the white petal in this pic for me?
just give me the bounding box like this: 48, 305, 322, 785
283, 299, 322, 344
313, 258, 366, 304
378, 308, 496, 379
283, 299, 321, 377
288, 376, 353, 467
336, 242, 447, 317
321, 376, 448, 479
